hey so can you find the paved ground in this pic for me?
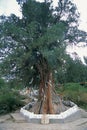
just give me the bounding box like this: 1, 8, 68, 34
0, 111, 87, 130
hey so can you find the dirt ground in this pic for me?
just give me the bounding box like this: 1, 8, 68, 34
0, 110, 87, 130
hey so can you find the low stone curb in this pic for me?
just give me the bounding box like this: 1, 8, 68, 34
20, 103, 84, 124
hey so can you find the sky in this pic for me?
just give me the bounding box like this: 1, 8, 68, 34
0, 0, 22, 17
0, 0, 87, 62
0, 0, 87, 31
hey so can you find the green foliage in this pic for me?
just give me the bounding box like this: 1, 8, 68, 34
65, 58, 87, 82
22, 0, 53, 27
64, 82, 87, 94
0, 78, 6, 88
0, 87, 25, 115
56, 82, 87, 110
0, 0, 87, 87
1, 0, 87, 116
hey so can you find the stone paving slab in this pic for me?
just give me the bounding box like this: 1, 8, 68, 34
0, 121, 87, 130
80, 109, 87, 118
0, 114, 11, 123
72, 118, 87, 126
0, 111, 87, 130
10, 113, 26, 122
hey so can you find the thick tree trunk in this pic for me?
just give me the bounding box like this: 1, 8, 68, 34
40, 76, 54, 114
43, 79, 54, 114
35, 54, 55, 114
39, 73, 54, 114
29, 52, 68, 114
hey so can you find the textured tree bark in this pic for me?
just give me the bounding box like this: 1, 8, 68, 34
29, 52, 68, 114
39, 73, 54, 114
42, 73, 54, 114
35, 54, 55, 114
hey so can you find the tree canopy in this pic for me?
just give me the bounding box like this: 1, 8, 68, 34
0, 0, 87, 87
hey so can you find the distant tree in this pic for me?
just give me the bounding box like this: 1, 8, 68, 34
66, 57, 87, 82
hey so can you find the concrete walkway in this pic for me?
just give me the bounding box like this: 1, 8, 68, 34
0, 111, 87, 130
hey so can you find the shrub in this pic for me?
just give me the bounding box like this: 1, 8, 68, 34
0, 89, 24, 115
56, 82, 87, 110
